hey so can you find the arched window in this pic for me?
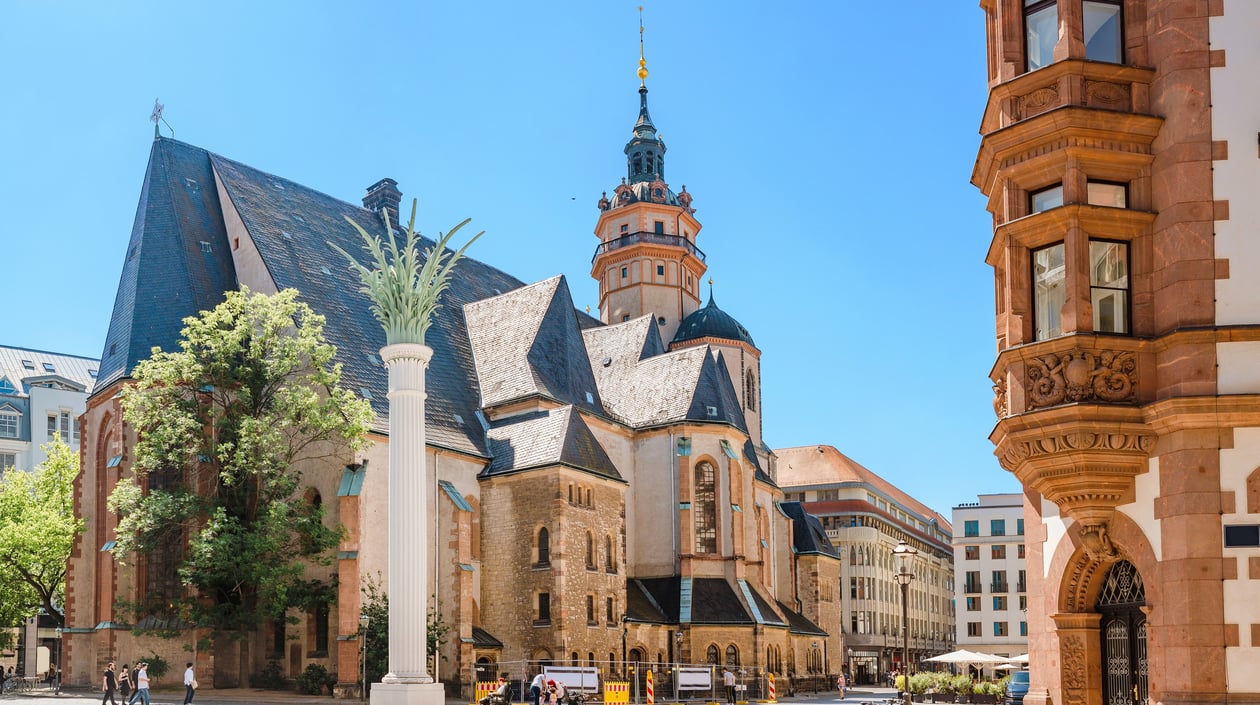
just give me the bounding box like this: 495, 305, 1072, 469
725, 645, 739, 666
571, 652, 580, 666
586, 532, 596, 569
745, 370, 757, 411
305, 488, 322, 509
537, 527, 550, 566
605, 535, 615, 572
694, 461, 717, 553
706, 645, 720, 665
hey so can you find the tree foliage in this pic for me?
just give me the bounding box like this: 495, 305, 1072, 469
108, 287, 374, 634
0, 438, 83, 627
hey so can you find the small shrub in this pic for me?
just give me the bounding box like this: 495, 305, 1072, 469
145, 655, 170, 684
948, 674, 973, 695
252, 660, 287, 690
296, 663, 329, 695
908, 673, 934, 694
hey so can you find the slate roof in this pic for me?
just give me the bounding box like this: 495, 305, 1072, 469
778, 501, 840, 558
464, 277, 603, 415
672, 293, 756, 348
96, 139, 238, 390
482, 406, 621, 481
97, 138, 527, 457
583, 317, 747, 432
471, 626, 503, 649
775, 601, 827, 636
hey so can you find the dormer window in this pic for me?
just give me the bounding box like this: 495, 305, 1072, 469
0, 377, 15, 395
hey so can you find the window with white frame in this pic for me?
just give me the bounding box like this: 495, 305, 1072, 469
47, 411, 79, 444
0, 453, 15, 471
0, 410, 18, 438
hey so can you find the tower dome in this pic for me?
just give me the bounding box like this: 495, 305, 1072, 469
672, 292, 755, 347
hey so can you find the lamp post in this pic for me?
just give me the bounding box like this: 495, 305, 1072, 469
893, 539, 918, 705
54, 627, 62, 695
847, 649, 854, 686
621, 615, 629, 675
360, 613, 371, 702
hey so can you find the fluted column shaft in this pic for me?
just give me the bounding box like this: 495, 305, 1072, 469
380, 343, 433, 684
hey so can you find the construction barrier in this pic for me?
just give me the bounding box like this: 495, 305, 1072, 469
646, 670, 655, 705
475, 681, 500, 703
604, 682, 630, 704
766, 673, 776, 703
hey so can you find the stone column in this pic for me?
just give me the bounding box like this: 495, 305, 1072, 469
373, 343, 444, 705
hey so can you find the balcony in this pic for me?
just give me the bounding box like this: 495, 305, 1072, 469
592, 231, 705, 264
1017, 579, 1027, 593
964, 582, 982, 594
990, 581, 1008, 593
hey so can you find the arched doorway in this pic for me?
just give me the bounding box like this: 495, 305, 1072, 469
1096, 560, 1147, 705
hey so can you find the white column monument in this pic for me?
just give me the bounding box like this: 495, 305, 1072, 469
334, 202, 482, 705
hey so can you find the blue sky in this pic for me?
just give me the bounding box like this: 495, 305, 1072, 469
0, 2, 1019, 515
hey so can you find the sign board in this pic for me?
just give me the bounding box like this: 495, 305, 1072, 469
677, 667, 713, 691
543, 667, 601, 694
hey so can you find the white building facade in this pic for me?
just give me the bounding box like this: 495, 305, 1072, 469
0, 346, 97, 472
951, 494, 1026, 658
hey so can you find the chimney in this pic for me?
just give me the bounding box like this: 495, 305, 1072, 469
362, 178, 402, 229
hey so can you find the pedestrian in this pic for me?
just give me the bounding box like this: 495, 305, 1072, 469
103, 662, 119, 705
183, 662, 196, 705
127, 662, 150, 705
118, 664, 131, 701
722, 667, 736, 705
530, 672, 546, 705
836, 672, 847, 699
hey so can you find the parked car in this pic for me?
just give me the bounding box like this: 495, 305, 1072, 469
1003, 671, 1029, 705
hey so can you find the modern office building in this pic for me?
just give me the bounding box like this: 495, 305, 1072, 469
951, 494, 1027, 658
974, 2, 1260, 703
778, 445, 955, 684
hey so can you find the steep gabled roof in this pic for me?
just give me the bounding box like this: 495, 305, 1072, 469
97, 137, 530, 457
481, 406, 621, 481
778, 501, 840, 558
96, 139, 237, 391
582, 320, 746, 432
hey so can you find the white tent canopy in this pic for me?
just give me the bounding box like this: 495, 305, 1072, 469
924, 649, 1009, 667
1007, 654, 1030, 664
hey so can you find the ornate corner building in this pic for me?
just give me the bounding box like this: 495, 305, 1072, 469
974, 2, 1260, 704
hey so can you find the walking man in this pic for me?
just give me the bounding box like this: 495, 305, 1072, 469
102, 662, 118, 705
723, 667, 736, 705
127, 663, 150, 705
183, 662, 196, 705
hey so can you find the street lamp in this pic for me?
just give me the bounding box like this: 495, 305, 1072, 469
621, 614, 629, 674
893, 539, 918, 705
359, 613, 371, 702
847, 648, 854, 686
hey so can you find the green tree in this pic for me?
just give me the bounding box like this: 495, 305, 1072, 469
108, 287, 375, 634
0, 438, 83, 627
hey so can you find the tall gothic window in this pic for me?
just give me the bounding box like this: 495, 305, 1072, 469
694, 461, 717, 553
745, 370, 757, 411
537, 527, 550, 566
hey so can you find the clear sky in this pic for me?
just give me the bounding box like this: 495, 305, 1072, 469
0, 1, 1019, 516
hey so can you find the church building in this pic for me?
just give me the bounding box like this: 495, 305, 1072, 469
62, 51, 846, 692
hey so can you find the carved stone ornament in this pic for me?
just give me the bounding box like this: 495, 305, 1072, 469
1079, 522, 1119, 563
1061, 635, 1086, 705
1017, 86, 1060, 119
993, 376, 1009, 418
999, 430, 1155, 469
1084, 80, 1130, 109
1026, 348, 1136, 409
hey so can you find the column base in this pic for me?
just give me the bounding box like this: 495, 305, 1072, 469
370, 681, 446, 705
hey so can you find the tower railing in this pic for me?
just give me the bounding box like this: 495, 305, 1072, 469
592, 232, 705, 263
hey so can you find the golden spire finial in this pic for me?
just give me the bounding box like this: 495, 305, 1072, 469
637, 6, 649, 86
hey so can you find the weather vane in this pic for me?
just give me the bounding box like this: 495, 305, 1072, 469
150, 99, 174, 140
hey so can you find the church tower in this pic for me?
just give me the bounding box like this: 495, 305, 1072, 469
591, 25, 705, 344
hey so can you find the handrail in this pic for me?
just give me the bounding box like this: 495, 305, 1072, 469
592, 232, 705, 263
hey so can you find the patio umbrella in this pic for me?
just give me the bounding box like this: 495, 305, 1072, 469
923, 650, 1010, 677
1007, 654, 1030, 664
994, 664, 1020, 671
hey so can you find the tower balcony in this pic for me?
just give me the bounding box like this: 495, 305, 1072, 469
592, 231, 705, 264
